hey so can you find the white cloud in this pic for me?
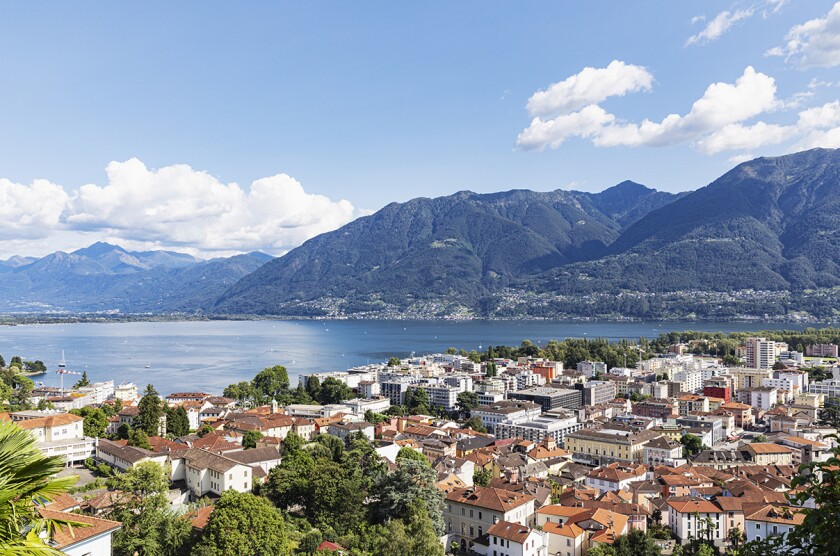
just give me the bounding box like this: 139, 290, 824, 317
0, 178, 69, 239
525, 60, 653, 118
697, 121, 794, 154
686, 8, 755, 46
517, 105, 615, 150
0, 160, 361, 258
594, 66, 780, 148
767, 2, 840, 67
517, 64, 840, 159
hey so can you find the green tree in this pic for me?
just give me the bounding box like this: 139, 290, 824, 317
197, 424, 214, 437
314, 434, 345, 462
107, 461, 191, 556
404, 387, 430, 414
23, 360, 47, 374
473, 467, 492, 487
610, 529, 662, 555
194, 491, 290, 556
72, 370, 90, 389
781, 441, 840, 554
243, 430, 264, 449
680, 433, 703, 457
396, 446, 428, 465
364, 409, 388, 425
375, 458, 445, 535
291, 383, 312, 404
456, 391, 479, 417
3, 372, 34, 410
485, 361, 497, 377
751, 434, 768, 443
587, 544, 616, 555
69, 406, 109, 438
136, 384, 165, 436
252, 365, 291, 401
0, 354, 5, 367
262, 450, 315, 511
166, 406, 190, 437
818, 400, 840, 428
304, 376, 321, 401
297, 529, 323, 554
117, 423, 131, 440
308, 459, 366, 535
727, 527, 745, 552
282, 431, 304, 455
387, 357, 401, 367
463, 416, 487, 433
317, 377, 353, 405
223, 381, 258, 405
128, 429, 153, 450
102, 398, 123, 417
0, 420, 78, 555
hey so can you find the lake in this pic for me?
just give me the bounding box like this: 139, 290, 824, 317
0, 320, 809, 395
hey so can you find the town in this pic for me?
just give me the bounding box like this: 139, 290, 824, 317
1, 332, 839, 556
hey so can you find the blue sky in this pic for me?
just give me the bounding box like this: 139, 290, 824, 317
1, 1, 839, 257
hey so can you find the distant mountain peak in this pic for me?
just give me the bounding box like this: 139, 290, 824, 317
72, 242, 127, 257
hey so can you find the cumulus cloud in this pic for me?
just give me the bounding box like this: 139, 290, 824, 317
516, 105, 616, 150
0, 178, 69, 239
518, 66, 782, 152
767, 2, 840, 67
525, 60, 653, 118
594, 67, 780, 148
686, 8, 755, 46
0, 159, 361, 258
517, 63, 840, 159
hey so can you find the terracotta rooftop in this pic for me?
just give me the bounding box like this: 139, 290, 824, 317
16, 413, 83, 430
487, 521, 533, 544
667, 496, 722, 514
186, 505, 214, 530
445, 486, 534, 512
747, 443, 794, 454
38, 508, 121, 549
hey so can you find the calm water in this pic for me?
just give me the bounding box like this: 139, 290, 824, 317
0, 320, 808, 395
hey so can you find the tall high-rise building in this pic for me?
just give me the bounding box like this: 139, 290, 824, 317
745, 337, 776, 369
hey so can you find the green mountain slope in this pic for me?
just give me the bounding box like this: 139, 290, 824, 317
214, 184, 680, 315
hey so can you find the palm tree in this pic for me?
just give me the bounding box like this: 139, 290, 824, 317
0, 419, 78, 555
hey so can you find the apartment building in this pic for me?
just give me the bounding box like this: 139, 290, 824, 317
494, 411, 583, 446
471, 401, 541, 435
444, 487, 536, 548
564, 428, 662, 464
745, 338, 776, 369
508, 387, 582, 412
183, 448, 253, 498
15, 413, 94, 464
576, 381, 616, 407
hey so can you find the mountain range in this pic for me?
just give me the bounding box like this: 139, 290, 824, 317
3, 148, 840, 319
0, 243, 272, 313
215, 148, 840, 319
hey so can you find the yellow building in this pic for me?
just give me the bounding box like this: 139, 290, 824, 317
564, 429, 662, 465
744, 443, 794, 466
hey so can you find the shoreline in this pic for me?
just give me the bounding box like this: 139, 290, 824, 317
0, 312, 832, 327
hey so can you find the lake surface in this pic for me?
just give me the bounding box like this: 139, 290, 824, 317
0, 320, 809, 395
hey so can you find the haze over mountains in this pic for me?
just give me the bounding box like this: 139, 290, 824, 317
4, 149, 840, 319
0, 243, 271, 313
